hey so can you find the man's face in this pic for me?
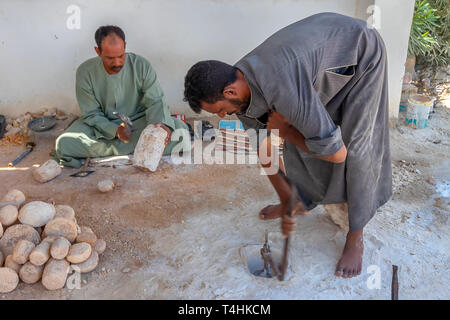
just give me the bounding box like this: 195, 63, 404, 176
201, 98, 249, 118
95, 35, 126, 74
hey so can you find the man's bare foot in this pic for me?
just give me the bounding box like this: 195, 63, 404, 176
259, 202, 309, 220
335, 230, 364, 278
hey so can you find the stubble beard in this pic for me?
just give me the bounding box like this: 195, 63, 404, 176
228, 98, 249, 115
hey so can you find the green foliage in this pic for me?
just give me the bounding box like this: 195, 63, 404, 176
408, 0, 450, 66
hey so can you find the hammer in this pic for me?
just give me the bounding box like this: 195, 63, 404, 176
113, 112, 136, 132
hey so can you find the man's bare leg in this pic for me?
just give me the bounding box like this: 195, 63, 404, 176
335, 229, 364, 278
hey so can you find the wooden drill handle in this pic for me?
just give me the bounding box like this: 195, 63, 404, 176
81, 157, 91, 171
278, 173, 298, 281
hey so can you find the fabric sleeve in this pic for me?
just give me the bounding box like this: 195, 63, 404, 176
140, 60, 176, 131
264, 59, 344, 156
76, 67, 118, 140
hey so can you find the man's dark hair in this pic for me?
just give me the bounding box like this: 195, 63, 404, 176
183, 60, 238, 113
95, 25, 125, 52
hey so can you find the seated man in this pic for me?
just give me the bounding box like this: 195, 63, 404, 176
55, 25, 189, 168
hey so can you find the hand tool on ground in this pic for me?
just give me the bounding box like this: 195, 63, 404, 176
27, 116, 57, 132
113, 112, 136, 132
392, 265, 399, 300
8, 141, 36, 167
259, 230, 280, 278
70, 157, 94, 177
259, 170, 300, 281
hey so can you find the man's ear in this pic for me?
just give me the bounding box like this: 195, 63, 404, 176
94, 46, 101, 56
124, 41, 127, 50
223, 86, 237, 98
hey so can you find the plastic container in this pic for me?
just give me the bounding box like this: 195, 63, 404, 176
405, 94, 433, 129
400, 83, 417, 112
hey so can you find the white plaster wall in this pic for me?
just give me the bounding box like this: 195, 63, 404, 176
0, 0, 412, 118
375, 0, 415, 119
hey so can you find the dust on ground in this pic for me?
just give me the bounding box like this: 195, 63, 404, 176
0, 107, 448, 300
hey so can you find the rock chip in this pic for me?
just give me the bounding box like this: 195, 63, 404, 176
18, 201, 56, 227
43, 108, 57, 117
98, 179, 115, 192
32, 159, 62, 183
4, 127, 21, 138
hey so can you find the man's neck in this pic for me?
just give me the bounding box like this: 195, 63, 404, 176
236, 69, 251, 112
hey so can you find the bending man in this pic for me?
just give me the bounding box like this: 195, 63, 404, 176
183, 13, 392, 278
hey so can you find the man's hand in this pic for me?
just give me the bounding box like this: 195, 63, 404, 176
116, 123, 132, 143
155, 123, 172, 146
280, 200, 305, 238
282, 213, 297, 238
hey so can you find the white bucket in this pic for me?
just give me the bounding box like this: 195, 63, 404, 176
400, 83, 417, 112
405, 94, 433, 129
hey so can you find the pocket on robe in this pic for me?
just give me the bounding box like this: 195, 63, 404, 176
313, 65, 356, 106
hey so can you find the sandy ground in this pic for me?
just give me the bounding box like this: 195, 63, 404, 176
0, 107, 448, 300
